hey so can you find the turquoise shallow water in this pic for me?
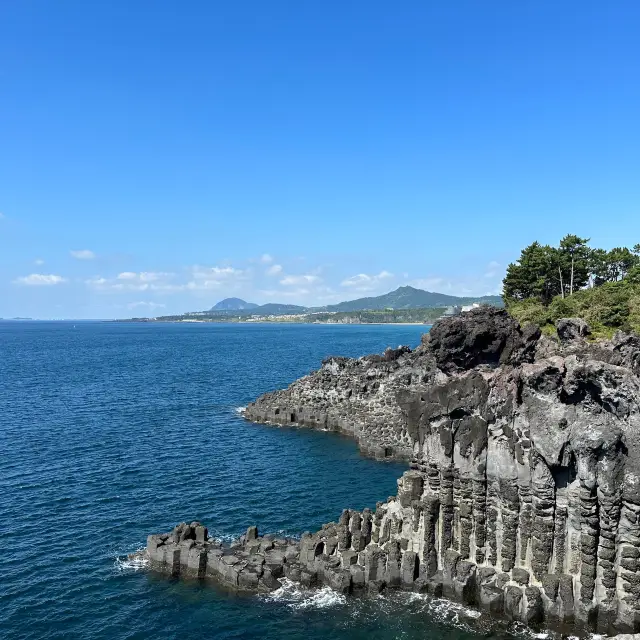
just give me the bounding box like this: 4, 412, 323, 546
1, 322, 533, 640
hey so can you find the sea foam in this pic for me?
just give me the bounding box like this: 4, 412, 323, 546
262, 578, 347, 610
114, 549, 148, 573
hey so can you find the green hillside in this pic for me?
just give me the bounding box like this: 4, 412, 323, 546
325, 286, 502, 312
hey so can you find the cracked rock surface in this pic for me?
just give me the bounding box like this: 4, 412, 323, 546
145, 308, 640, 636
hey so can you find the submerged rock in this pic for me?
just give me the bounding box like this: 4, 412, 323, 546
146, 308, 640, 636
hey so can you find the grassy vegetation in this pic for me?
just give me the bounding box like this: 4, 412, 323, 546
507, 272, 640, 339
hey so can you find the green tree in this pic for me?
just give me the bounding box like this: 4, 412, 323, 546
503, 242, 560, 303
558, 234, 590, 295
590, 248, 609, 286
608, 247, 639, 281
593, 247, 640, 283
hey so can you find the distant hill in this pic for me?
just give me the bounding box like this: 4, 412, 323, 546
324, 286, 502, 312
205, 301, 307, 316
154, 286, 502, 322
211, 298, 258, 311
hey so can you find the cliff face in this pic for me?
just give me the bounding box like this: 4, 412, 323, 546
145, 308, 640, 635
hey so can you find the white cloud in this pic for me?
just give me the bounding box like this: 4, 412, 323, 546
86, 266, 250, 295
70, 249, 96, 260
117, 271, 172, 282
185, 280, 224, 291
260, 254, 274, 263
87, 272, 179, 293
280, 274, 322, 286
127, 301, 166, 310
86, 277, 108, 286
191, 265, 246, 280
266, 264, 283, 276
35, 258, 45, 266
185, 265, 250, 291
117, 272, 137, 280
14, 273, 67, 286
340, 270, 393, 291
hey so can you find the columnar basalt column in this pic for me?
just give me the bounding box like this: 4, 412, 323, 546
617, 494, 640, 631
500, 480, 519, 573
439, 465, 455, 561
458, 475, 473, 560
576, 450, 599, 622
531, 459, 555, 580
422, 495, 440, 577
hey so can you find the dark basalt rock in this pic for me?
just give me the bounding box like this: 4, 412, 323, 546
143, 308, 640, 637
426, 307, 540, 373
556, 317, 591, 342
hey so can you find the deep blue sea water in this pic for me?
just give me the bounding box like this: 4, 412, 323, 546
1, 322, 530, 640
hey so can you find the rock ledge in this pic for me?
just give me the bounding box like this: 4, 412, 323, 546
145, 308, 640, 636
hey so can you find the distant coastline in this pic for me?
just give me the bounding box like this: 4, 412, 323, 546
118, 318, 434, 326
117, 285, 501, 324
118, 309, 445, 325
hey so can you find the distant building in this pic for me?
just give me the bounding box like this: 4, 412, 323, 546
443, 305, 461, 317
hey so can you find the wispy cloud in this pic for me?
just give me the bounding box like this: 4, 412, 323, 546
280, 274, 322, 286
186, 265, 250, 291
14, 273, 67, 286
117, 271, 173, 282
35, 258, 45, 266
191, 265, 246, 280
86, 265, 249, 295
340, 270, 393, 291
86, 272, 179, 292
260, 254, 274, 264
266, 264, 283, 276
70, 249, 96, 260
127, 301, 166, 310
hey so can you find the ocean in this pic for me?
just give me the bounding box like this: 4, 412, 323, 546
0, 321, 534, 640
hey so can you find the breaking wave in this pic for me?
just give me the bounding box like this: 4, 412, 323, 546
208, 530, 240, 543
114, 549, 148, 573
262, 578, 347, 610
399, 592, 482, 631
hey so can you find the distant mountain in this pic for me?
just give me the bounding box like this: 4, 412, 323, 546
205, 301, 308, 316
211, 298, 258, 311
159, 286, 502, 322
324, 286, 503, 312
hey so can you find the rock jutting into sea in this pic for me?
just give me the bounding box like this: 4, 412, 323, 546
142, 307, 640, 636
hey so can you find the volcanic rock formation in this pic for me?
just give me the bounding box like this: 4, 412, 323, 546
144, 308, 640, 635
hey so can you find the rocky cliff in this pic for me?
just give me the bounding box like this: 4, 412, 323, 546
143, 308, 640, 635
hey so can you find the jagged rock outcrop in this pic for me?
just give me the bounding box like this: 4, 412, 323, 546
144, 308, 640, 636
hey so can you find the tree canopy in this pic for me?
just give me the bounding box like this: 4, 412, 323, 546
503, 236, 640, 337
503, 235, 639, 303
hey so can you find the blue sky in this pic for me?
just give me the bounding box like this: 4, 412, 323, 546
1, 1, 639, 318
